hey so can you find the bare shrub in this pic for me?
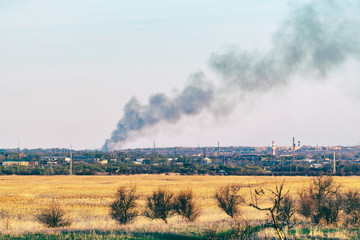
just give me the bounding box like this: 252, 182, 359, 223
215, 185, 243, 218
321, 193, 342, 225
298, 176, 342, 225
343, 189, 360, 226
230, 217, 254, 240
0, 210, 11, 230
37, 200, 72, 228
109, 186, 139, 225
278, 195, 297, 229
298, 189, 313, 219
144, 188, 174, 223
173, 189, 200, 221
203, 221, 221, 240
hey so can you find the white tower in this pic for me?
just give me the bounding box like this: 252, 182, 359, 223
272, 140, 276, 156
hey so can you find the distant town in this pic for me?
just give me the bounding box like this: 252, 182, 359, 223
1, 138, 360, 176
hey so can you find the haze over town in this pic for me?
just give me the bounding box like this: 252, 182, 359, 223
1, 0, 360, 150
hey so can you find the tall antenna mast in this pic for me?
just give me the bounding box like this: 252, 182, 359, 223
17, 138, 20, 161
69, 144, 73, 176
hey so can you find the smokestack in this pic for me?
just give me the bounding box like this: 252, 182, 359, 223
293, 137, 295, 148
103, 1, 360, 151
292, 137, 296, 154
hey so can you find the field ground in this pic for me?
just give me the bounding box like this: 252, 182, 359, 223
0, 175, 359, 239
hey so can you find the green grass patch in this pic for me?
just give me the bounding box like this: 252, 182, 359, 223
0, 230, 204, 240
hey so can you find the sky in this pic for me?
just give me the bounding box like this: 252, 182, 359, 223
1, 0, 360, 150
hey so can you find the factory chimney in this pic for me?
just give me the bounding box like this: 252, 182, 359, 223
292, 137, 295, 148
292, 137, 296, 162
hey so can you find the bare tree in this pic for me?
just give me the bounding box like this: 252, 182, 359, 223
215, 185, 243, 218
246, 180, 295, 240
173, 189, 200, 221
144, 188, 174, 223
109, 186, 139, 225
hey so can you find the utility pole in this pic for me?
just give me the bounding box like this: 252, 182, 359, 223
69, 145, 73, 176
333, 151, 336, 175
17, 138, 20, 173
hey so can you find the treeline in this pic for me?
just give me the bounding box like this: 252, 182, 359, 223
271, 162, 360, 176
2, 162, 360, 176
0, 164, 266, 176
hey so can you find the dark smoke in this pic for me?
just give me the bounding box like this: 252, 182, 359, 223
103, 72, 214, 151
103, 0, 360, 151
209, 1, 360, 93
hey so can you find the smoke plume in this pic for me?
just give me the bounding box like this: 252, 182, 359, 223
103, 72, 214, 151
103, 0, 360, 151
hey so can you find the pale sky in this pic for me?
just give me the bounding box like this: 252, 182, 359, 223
1, 0, 359, 150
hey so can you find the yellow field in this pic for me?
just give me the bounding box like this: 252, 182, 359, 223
0, 174, 359, 235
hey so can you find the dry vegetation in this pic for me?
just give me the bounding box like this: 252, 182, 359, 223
0, 174, 359, 238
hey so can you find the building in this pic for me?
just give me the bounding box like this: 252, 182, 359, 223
97, 159, 108, 165
203, 157, 212, 165
2, 160, 30, 166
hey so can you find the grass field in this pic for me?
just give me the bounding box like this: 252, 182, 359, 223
0, 174, 359, 239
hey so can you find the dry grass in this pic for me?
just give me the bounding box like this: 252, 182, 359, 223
0, 174, 359, 236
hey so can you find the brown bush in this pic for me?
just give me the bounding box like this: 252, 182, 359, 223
230, 218, 254, 240
109, 186, 139, 225
343, 189, 360, 226
173, 189, 200, 221
278, 195, 297, 229
37, 200, 72, 228
215, 185, 243, 218
298, 176, 342, 225
298, 189, 313, 219
144, 188, 174, 223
